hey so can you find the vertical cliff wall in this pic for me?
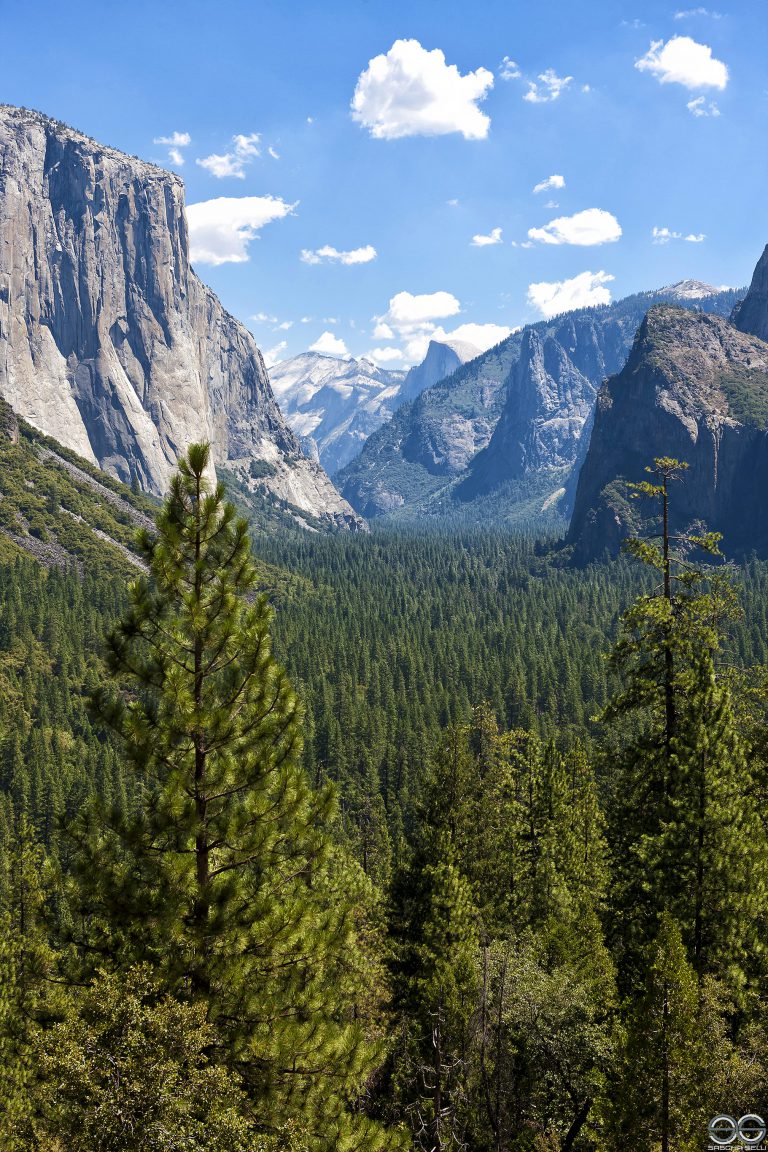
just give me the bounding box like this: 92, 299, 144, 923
0, 105, 361, 527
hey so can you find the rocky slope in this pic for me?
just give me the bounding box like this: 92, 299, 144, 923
338, 284, 741, 521
269, 352, 405, 475
0, 105, 361, 530
567, 250, 768, 561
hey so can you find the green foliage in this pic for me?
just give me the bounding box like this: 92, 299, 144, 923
34, 966, 263, 1152
71, 443, 393, 1150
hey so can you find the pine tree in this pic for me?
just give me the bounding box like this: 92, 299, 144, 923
70, 444, 396, 1150
604, 457, 762, 994
613, 913, 730, 1152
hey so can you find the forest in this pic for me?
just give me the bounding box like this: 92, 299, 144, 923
2, 443, 768, 1150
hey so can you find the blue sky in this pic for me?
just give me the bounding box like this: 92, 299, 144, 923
2, 0, 767, 366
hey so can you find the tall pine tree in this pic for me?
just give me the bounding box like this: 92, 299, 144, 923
69, 444, 397, 1151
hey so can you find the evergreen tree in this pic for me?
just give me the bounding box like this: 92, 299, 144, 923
70, 444, 396, 1150
604, 457, 763, 994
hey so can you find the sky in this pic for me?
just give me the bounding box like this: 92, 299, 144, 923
1, 0, 767, 367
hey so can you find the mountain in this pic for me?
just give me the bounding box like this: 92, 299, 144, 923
269, 337, 480, 477
0, 105, 361, 531
397, 337, 481, 405
269, 352, 405, 475
338, 283, 741, 522
567, 245, 768, 561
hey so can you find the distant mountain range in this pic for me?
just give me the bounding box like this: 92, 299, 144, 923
337, 282, 743, 524
270, 339, 479, 475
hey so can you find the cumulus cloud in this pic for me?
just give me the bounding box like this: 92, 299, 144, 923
372, 321, 395, 340
264, 341, 288, 367
527, 271, 615, 319
687, 95, 721, 116
154, 131, 191, 166
351, 39, 494, 140
300, 244, 377, 266
309, 331, 349, 356
528, 208, 622, 246
441, 322, 511, 350
524, 69, 573, 104
197, 133, 262, 179
366, 346, 404, 364
686, 232, 706, 242
384, 290, 462, 329
635, 36, 728, 90
652, 226, 682, 244
499, 56, 521, 80
533, 174, 565, 194
186, 196, 297, 265
471, 227, 503, 247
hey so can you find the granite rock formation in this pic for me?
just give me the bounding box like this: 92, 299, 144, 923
0, 105, 361, 529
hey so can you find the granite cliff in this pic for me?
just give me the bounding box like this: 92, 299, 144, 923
567, 249, 768, 560
0, 105, 361, 529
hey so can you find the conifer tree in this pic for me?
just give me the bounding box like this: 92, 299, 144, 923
604, 457, 763, 994
70, 444, 396, 1150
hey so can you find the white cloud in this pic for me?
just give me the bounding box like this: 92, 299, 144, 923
300, 244, 377, 266
186, 196, 297, 265
154, 131, 191, 147
367, 346, 404, 364
635, 36, 728, 90
652, 226, 682, 244
197, 132, 262, 179
533, 173, 565, 194
441, 322, 511, 350
544, 200, 559, 209
686, 232, 706, 242
264, 341, 288, 367
154, 131, 191, 167
687, 95, 721, 116
309, 331, 349, 356
528, 208, 622, 246
471, 227, 503, 247
276, 320, 293, 330
527, 271, 615, 319
384, 290, 461, 329
268, 146, 280, 159
447, 198, 460, 207
674, 8, 721, 18
251, 312, 278, 323
351, 38, 494, 140
233, 133, 260, 158
372, 321, 395, 340
524, 69, 573, 104
499, 56, 521, 80
197, 153, 246, 179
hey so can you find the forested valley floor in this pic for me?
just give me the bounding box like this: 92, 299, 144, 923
3, 445, 768, 1149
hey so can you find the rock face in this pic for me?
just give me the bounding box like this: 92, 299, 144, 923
398, 338, 480, 405
339, 285, 741, 522
567, 292, 768, 562
0, 105, 361, 529
733, 244, 768, 344
269, 352, 405, 475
